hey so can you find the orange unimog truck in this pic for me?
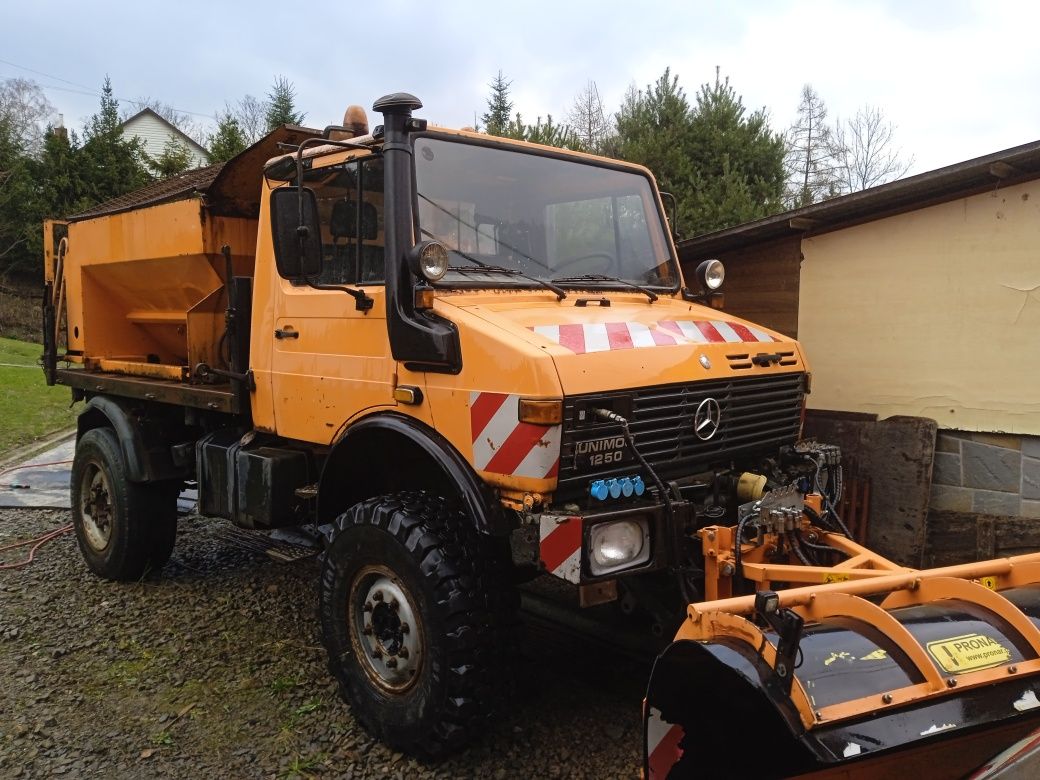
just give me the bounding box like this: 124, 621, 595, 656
42, 93, 1040, 777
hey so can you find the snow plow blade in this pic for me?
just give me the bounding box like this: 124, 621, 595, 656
644, 553, 1040, 779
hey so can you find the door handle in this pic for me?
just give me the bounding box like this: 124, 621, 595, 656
274, 327, 299, 340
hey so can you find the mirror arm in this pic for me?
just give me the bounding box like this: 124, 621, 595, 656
660, 191, 681, 240
299, 276, 374, 311
291, 135, 382, 251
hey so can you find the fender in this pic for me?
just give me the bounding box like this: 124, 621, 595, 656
317, 412, 505, 535
77, 396, 186, 483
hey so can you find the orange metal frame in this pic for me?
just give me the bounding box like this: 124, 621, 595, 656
686, 511, 1040, 731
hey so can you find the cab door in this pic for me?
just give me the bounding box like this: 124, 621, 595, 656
269, 156, 394, 444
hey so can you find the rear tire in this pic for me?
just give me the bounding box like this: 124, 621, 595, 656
70, 427, 178, 580
319, 492, 516, 758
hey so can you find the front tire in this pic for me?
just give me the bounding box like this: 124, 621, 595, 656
319, 492, 515, 758
70, 427, 178, 580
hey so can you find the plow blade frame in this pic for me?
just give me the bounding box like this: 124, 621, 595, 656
644, 551, 1040, 779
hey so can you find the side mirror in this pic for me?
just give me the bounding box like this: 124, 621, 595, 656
271, 187, 322, 279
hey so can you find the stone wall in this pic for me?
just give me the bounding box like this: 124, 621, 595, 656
931, 431, 1040, 519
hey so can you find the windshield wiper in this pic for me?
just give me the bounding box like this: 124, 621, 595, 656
420, 228, 566, 300
551, 273, 659, 303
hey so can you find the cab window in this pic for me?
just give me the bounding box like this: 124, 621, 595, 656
297, 156, 385, 286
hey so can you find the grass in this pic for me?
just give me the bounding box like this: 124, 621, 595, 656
0, 336, 77, 456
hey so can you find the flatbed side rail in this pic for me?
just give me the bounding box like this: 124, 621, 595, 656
55, 367, 241, 415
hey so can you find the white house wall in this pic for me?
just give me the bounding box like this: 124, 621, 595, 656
121, 113, 209, 168
798, 179, 1040, 435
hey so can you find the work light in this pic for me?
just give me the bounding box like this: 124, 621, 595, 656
696, 258, 725, 291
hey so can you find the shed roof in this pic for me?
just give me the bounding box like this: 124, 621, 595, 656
678, 138, 1040, 257
68, 124, 320, 222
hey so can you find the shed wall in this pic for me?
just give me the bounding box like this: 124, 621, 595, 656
680, 234, 801, 337
798, 179, 1040, 435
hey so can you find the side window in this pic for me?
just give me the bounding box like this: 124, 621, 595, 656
358, 158, 385, 284
300, 156, 385, 287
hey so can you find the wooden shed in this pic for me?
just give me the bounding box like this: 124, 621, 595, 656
678, 140, 1040, 565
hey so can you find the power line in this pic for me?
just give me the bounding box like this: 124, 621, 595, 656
0, 57, 216, 120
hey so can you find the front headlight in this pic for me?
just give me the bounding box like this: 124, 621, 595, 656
408, 239, 449, 282
588, 518, 650, 576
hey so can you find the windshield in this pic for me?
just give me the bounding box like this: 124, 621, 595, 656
413, 136, 679, 290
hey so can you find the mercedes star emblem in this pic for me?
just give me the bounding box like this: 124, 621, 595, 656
694, 397, 722, 441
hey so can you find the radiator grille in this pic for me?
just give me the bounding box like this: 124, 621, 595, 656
556, 372, 805, 500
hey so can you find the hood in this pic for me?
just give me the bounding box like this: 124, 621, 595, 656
437, 292, 807, 395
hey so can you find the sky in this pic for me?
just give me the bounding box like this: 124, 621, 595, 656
3, 0, 1039, 176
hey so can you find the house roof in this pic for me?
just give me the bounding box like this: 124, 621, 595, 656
678, 138, 1040, 257
68, 124, 320, 222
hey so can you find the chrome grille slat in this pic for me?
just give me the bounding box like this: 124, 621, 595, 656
556, 373, 805, 500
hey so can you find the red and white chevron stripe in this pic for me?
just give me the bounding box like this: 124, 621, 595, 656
530, 319, 776, 355
646, 706, 685, 779
469, 392, 561, 479
538, 515, 582, 583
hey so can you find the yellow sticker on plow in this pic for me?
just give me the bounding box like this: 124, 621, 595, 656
824, 573, 850, 584
926, 633, 1011, 673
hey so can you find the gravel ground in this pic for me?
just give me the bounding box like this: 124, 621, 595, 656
0, 509, 646, 779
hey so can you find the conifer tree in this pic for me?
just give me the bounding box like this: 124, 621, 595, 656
78, 76, 150, 206
265, 76, 306, 131
480, 71, 513, 136
208, 111, 248, 162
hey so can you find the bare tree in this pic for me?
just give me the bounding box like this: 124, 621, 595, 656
229, 94, 268, 144
567, 80, 609, 152
0, 78, 56, 156
784, 84, 836, 207
829, 105, 914, 192
124, 97, 206, 145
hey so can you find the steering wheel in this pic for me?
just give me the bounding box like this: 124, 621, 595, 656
554, 251, 617, 276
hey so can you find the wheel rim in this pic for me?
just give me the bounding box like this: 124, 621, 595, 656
348, 565, 425, 693
79, 461, 114, 551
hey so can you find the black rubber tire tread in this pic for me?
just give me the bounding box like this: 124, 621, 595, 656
70, 427, 177, 581
319, 491, 517, 759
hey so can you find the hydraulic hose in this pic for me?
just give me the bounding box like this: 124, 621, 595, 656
809, 457, 853, 538
592, 408, 671, 511
733, 509, 756, 577
789, 530, 813, 566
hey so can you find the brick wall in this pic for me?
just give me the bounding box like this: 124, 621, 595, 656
931, 431, 1040, 519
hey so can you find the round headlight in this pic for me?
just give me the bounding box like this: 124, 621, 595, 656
409, 240, 449, 282
590, 520, 645, 567
696, 258, 725, 291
